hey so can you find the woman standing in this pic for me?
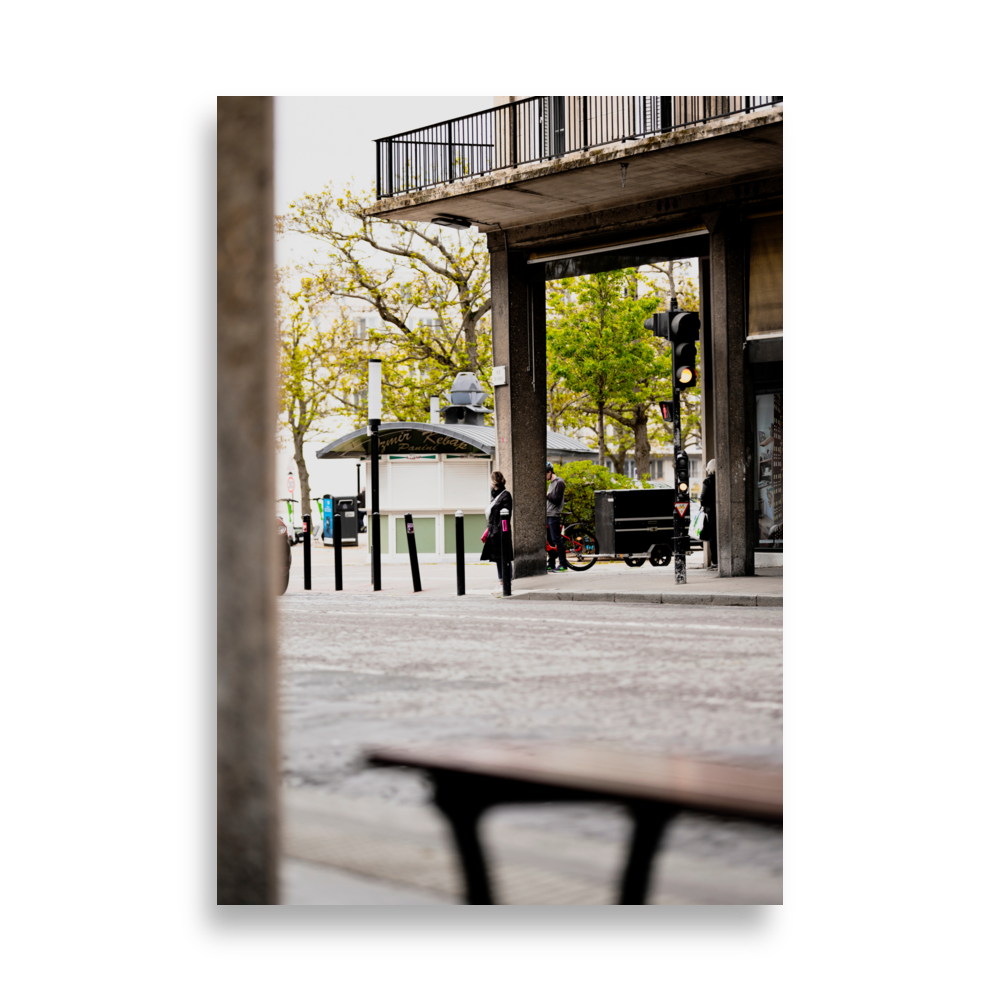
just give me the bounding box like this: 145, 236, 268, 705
481, 470, 513, 581
700, 458, 718, 570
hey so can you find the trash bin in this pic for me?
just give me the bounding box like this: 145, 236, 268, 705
335, 496, 359, 546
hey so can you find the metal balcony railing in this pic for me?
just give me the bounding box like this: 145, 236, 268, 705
375, 96, 782, 200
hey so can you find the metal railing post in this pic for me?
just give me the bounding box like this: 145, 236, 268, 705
511, 102, 518, 168
448, 121, 454, 182
582, 96, 588, 149
371, 418, 381, 591
302, 514, 312, 590
455, 510, 466, 597
404, 512, 422, 593
333, 513, 343, 591
500, 507, 511, 597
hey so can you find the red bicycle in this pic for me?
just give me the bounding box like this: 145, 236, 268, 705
547, 521, 599, 571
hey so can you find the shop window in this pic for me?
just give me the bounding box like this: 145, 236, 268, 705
755, 391, 783, 551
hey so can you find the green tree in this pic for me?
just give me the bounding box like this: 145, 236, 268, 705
553, 460, 649, 527
276, 270, 353, 526
546, 269, 662, 467
277, 183, 493, 422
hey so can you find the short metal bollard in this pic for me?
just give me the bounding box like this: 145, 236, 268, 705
302, 513, 312, 590
404, 512, 422, 592
500, 507, 511, 597
333, 513, 343, 591
455, 510, 466, 597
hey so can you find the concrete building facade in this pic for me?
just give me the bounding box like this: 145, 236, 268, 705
368, 96, 783, 578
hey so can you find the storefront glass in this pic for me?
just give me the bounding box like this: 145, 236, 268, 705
755, 391, 783, 551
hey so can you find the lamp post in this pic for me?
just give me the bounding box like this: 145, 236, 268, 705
369, 358, 382, 591
430, 395, 439, 424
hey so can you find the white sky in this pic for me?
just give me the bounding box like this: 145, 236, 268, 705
275, 97, 491, 272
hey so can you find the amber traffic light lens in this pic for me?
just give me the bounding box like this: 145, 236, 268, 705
678, 482, 688, 491
678, 367, 694, 384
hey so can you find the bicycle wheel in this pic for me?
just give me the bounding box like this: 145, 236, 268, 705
563, 523, 598, 571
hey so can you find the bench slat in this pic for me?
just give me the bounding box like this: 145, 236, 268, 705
366, 742, 782, 821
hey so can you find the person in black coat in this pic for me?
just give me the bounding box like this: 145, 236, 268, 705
700, 458, 717, 569
481, 470, 513, 580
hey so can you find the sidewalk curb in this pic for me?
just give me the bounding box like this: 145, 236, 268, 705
507, 590, 782, 607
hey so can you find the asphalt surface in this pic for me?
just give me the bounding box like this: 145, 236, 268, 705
277, 585, 783, 903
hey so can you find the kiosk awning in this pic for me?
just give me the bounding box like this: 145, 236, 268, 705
316, 422, 597, 462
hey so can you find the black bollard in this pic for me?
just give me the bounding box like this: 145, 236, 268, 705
455, 510, 466, 597
500, 507, 511, 597
372, 512, 381, 591
302, 514, 312, 590
404, 512, 422, 592
333, 513, 343, 591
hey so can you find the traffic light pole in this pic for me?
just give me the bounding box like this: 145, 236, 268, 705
646, 299, 698, 587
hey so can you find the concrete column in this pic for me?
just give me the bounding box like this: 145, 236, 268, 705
491, 247, 547, 578
217, 96, 280, 903
705, 212, 755, 577
698, 255, 714, 567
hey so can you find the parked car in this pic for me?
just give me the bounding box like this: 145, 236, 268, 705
277, 516, 291, 595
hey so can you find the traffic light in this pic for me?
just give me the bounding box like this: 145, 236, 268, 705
658, 400, 673, 423
670, 312, 699, 392
674, 450, 690, 496
644, 308, 700, 391
644, 313, 670, 338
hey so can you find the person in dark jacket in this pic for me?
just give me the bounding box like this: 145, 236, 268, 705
545, 462, 569, 572
481, 470, 513, 580
700, 458, 717, 569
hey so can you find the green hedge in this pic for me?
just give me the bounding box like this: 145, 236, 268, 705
553, 461, 651, 527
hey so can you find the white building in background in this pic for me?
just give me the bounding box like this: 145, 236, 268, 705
609, 447, 704, 496
314, 372, 596, 562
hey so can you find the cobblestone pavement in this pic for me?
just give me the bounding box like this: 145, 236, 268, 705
278, 588, 782, 904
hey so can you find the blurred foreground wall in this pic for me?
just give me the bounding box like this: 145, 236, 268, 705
217, 96, 279, 904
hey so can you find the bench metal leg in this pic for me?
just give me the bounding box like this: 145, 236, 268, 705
618, 804, 678, 904
433, 787, 494, 904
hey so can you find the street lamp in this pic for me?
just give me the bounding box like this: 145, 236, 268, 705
430, 395, 439, 424
368, 359, 382, 591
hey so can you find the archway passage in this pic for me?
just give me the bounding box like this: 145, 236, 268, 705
492, 234, 717, 580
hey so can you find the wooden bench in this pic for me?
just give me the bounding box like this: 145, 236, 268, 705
366, 742, 782, 904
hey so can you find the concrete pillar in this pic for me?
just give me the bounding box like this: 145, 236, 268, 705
705, 212, 755, 577
217, 96, 280, 903
490, 247, 547, 578
698, 255, 714, 567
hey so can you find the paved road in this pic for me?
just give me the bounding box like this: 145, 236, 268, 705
278, 589, 782, 904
